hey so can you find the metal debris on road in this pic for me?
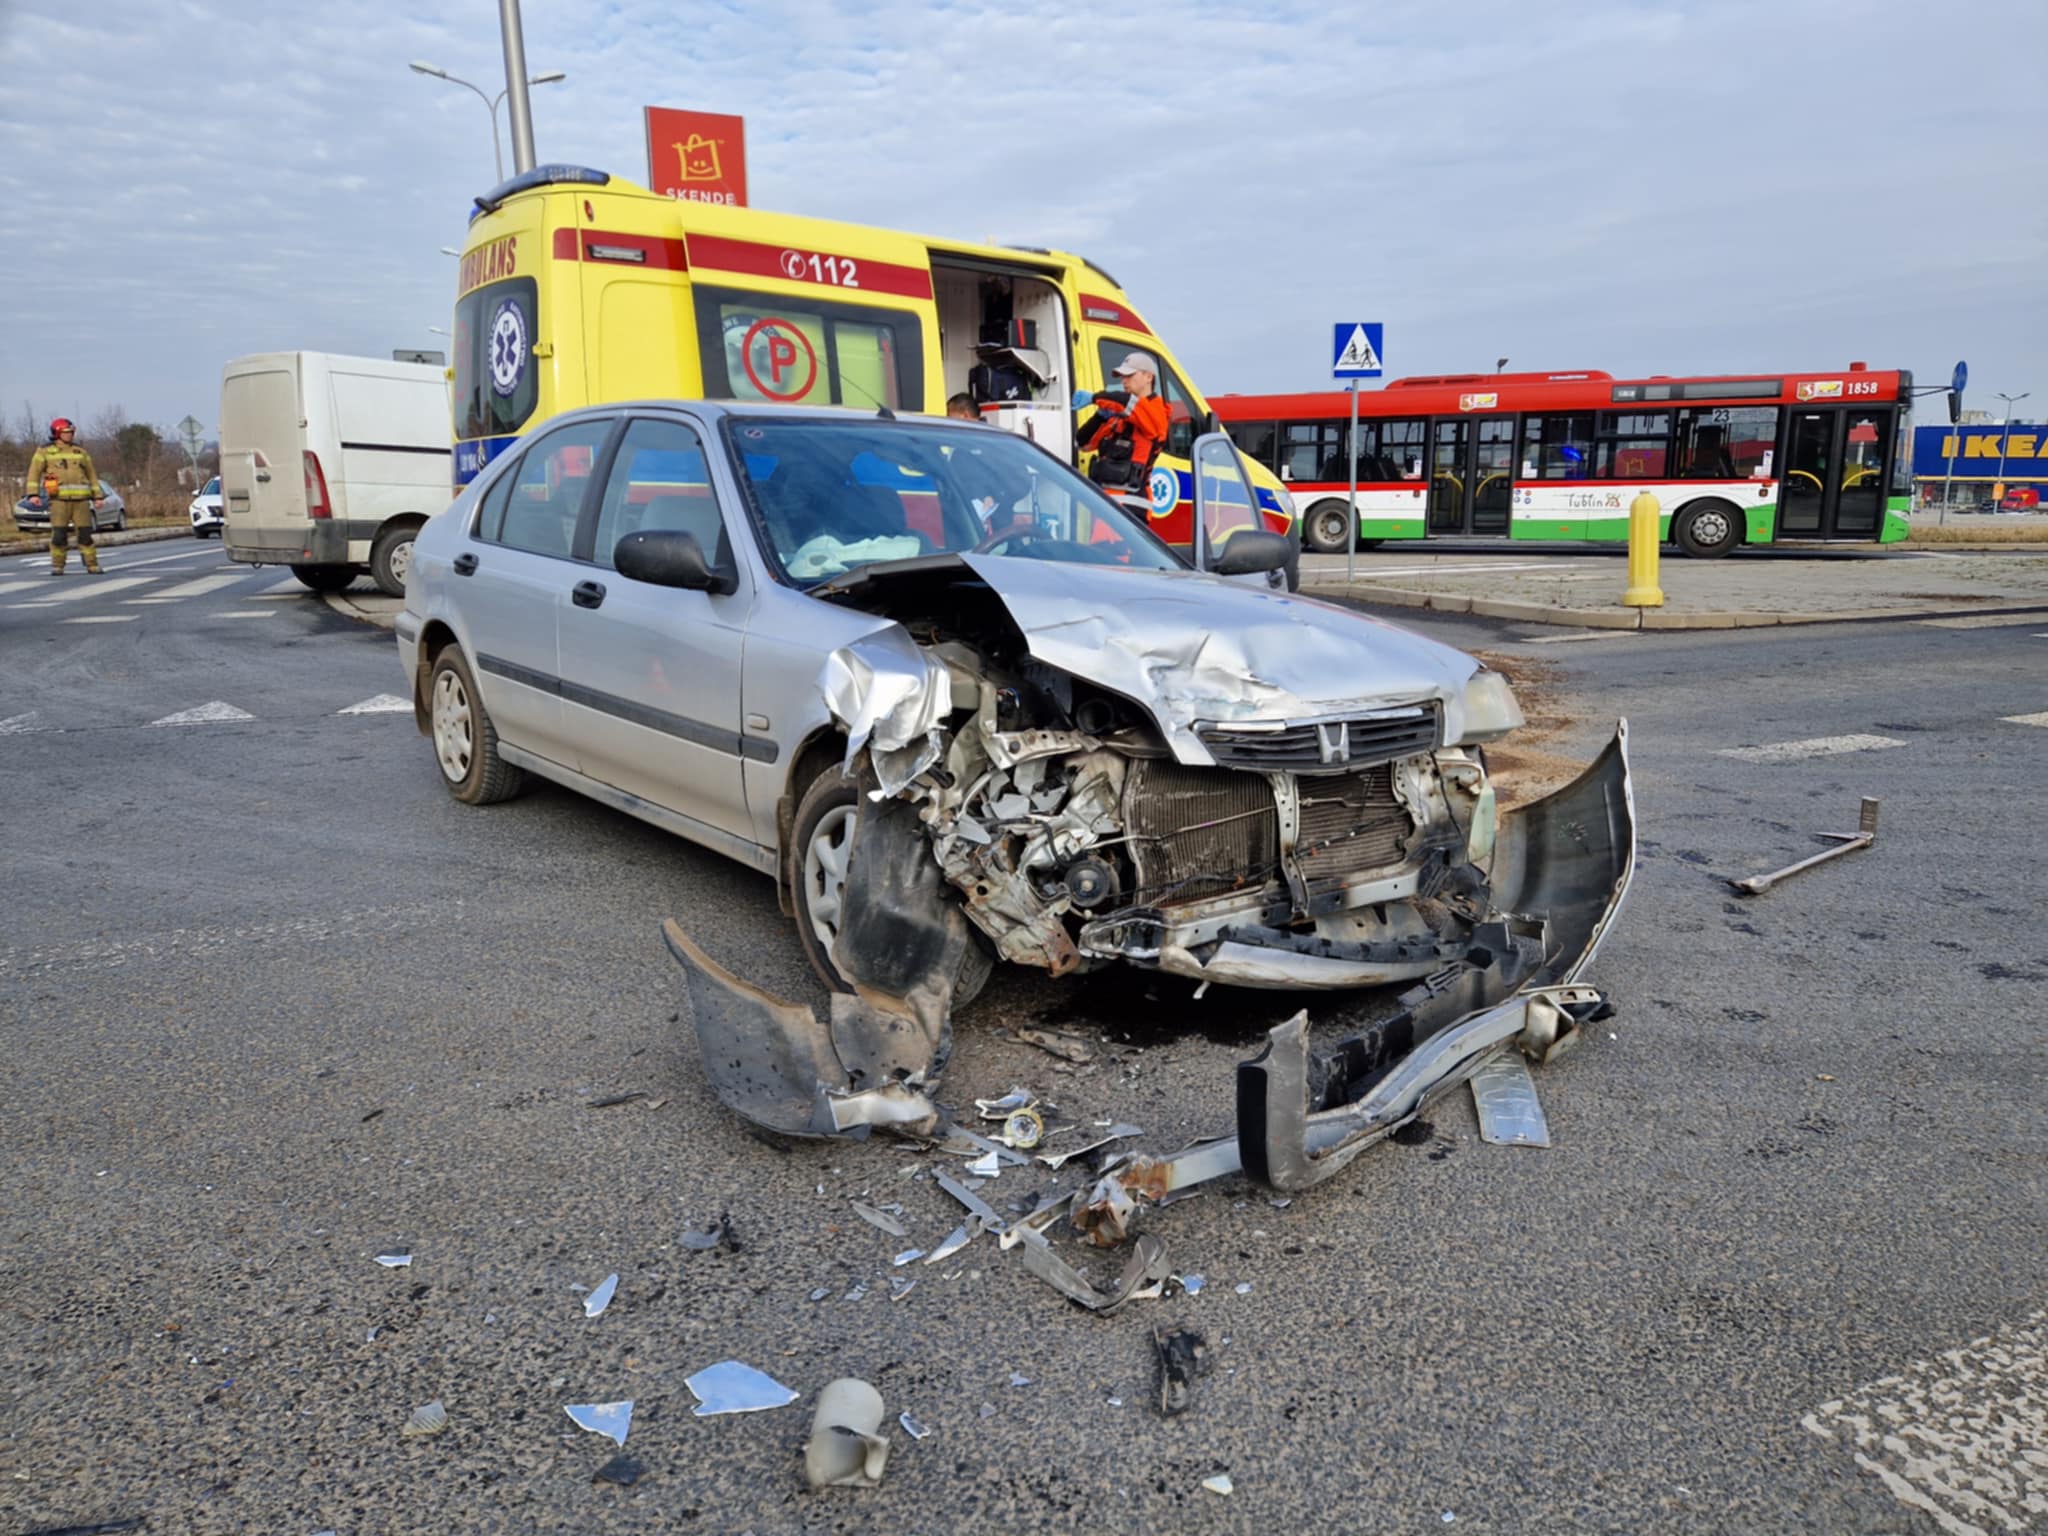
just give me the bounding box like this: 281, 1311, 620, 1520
1017, 1027, 1094, 1064
374, 1252, 412, 1268
564, 1400, 634, 1445
804, 1377, 893, 1489
1203, 1473, 1234, 1495
1037, 1123, 1142, 1170
1153, 1326, 1210, 1416
851, 1201, 909, 1238
899, 1410, 932, 1440
975, 1090, 1034, 1118
583, 1273, 619, 1318
401, 1400, 448, 1437
1019, 1228, 1170, 1313
593, 1453, 644, 1486
924, 1219, 979, 1264
685, 1361, 799, 1417
1729, 796, 1880, 896
966, 1150, 1002, 1177
587, 1091, 650, 1109
1469, 1050, 1552, 1147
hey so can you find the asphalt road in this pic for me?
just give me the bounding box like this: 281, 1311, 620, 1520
2, 541, 2043, 1534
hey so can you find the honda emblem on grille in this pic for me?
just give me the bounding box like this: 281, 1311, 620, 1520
1315, 721, 1350, 765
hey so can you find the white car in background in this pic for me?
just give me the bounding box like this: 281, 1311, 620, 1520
189, 476, 224, 538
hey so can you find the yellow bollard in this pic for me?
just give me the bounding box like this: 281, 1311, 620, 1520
1622, 490, 1664, 607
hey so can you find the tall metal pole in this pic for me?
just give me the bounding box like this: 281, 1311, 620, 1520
1940, 411, 1958, 525
1345, 382, 1360, 586
498, 0, 537, 174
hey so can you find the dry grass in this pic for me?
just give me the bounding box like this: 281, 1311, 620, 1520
1904, 522, 2048, 545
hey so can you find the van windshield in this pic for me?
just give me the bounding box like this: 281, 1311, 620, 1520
722, 417, 1181, 586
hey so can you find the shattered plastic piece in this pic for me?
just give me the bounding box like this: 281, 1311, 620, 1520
1010, 1371, 1032, 1387
890, 1276, 918, 1301
843, 1282, 869, 1302
975, 1090, 1034, 1119
681, 1213, 736, 1251
1468, 1050, 1551, 1147
806, 1377, 893, 1490
851, 1201, 909, 1238
1179, 1274, 1206, 1296
1234, 1282, 1251, 1295
1729, 796, 1879, 896
1203, 1473, 1234, 1496
374, 1252, 412, 1268
583, 1273, 620, 1318
899, 1410, 931, 1440
1039, 1124, 1143, 1170
1018, 1228, 1170, 1314
1001, 1107, 1045, 1150
1154, 1325, 1210, 1416
1017, 1027, 1094, 1064
892, 1248, 924, 1267
925, 1220, 979, 1264
686, 1361, 799, 1417
564, 1400, 634, 1445
966, 1151, 1001, 1178
593, 1453, 644, 1486
401, 1400, 448, 1437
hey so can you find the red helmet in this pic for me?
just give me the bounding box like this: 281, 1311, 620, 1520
49, 417, 73, 438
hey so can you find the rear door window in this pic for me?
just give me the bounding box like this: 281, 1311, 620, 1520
692, 287, 923, 411
490, 417, 614, 559
452, 277, 540, 440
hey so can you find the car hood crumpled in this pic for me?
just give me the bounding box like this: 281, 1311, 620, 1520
957, 554, 1484, 765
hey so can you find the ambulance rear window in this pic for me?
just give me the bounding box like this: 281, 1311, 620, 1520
453, 277, 540, 441
692, 287, 922, 414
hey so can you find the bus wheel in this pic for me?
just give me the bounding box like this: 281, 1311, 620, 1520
1303, 499, 1353, 554
1674, 501, 1742, 558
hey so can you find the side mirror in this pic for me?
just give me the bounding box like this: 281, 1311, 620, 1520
614, 529, 735, 594
1211, 528, 1290, 577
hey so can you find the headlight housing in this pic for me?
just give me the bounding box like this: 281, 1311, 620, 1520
1452, 668, 1524, 744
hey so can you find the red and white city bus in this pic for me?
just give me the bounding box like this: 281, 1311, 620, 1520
1214, 365, 1913, 556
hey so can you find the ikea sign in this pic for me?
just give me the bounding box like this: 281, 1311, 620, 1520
1912, 424, 2048, 480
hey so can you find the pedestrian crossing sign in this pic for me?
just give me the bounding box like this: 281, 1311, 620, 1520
1332, 323, 1383, 379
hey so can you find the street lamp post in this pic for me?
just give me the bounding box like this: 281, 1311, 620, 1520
1994, 391, 2031, 506
409, 61, 565, 182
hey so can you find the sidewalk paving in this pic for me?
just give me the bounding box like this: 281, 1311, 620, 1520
1302, 547, 2048, 629
324, 590, 402, 630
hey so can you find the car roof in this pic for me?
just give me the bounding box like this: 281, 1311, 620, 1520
552, 399, 983, 431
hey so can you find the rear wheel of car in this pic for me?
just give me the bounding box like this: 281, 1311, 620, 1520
370, 523, 419, 597
1302, 499, 1353, 555
1674, 500, 1742, 558
291, 563, 360, 593
110, 511, 126, 532
428, 647, 524, 805
790, 766, 992, 1006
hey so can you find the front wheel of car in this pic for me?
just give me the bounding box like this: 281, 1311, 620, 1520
790, 765, 992, 1006
428, 647, 524, 805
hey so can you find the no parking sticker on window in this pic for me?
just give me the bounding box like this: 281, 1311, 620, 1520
740, 317, 818, 402
489, 298, 528, 398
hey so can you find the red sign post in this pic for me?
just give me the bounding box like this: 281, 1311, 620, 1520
644, 107, 748, 206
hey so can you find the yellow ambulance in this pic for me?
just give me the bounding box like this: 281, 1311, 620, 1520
450, 164, 1294, 571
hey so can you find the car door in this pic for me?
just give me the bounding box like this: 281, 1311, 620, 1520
458, 414, 617, 770
554, 413, 754, 841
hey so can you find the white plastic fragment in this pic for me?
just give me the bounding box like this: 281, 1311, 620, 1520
1203, 1473, 1234, 1496
1009, 1371, 1031, 1387
564, 1400, 633, 1445
1180, 1274, 1206, 1295
1235, 1282, 1252, 1295
374, 1252, 412, 1268
892, 1248, 924, 1267
890, 1276, 917, 1301
851, 1201, 908, 1238
805, 1377, 892, 1489
686, 1360, 799, 1417
583, 1273, 619, 1318
899, 1410, 931, 1440
401, 1400, 447, 1437
966, 1151, 1001, 1177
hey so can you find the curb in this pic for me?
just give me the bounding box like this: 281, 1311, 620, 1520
322, 592, 399, 631
1, 525, 197, 557
1306, 579, 2048, 631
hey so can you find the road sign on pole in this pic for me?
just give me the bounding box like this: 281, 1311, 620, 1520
1332, 323, 1383, 380
1952, 360, 1968, 394
1940, 361, 1967, 523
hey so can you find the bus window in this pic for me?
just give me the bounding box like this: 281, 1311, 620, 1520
692, 287, 923, 412
1519, 412, 1594, 479
1225, 419, 1277, 471
1676, 405, 1778, 479
1594, 411, 1671, 479
1372, 419, 1428, 480
1280, 421, 1344, 482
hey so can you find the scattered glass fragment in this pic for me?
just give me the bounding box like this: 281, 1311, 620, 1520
564, 1400, 633, 1445
851, 1201, 908, 1238
892, 1248, 924, 1267
685, 1361, 798, 1417
1180, 1274, 1206, 1295
401, 1400, 447, 1437
899, 1410, 931, 1440
374, 1252, 412, 1268
1009, 1371, 1031, 1387
1234, 1283, 1251, 1295
583, 1273, 619, 1318
890, 1276, 918, 1301
1203, 1473, 1234, 1496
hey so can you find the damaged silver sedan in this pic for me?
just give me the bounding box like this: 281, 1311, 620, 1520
400, 400, 1632, 1175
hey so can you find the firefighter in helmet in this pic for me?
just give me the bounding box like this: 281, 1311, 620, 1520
24, 419, 105, 574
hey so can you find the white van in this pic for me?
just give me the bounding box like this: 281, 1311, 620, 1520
219, 352, 451, 595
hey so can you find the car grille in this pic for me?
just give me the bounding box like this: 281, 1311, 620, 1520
1195, 705, 1440, 775
1123, 760, 1415, 907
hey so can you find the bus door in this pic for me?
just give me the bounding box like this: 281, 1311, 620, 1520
1428, 415, 1516, 535
1778, 406, 1893, 539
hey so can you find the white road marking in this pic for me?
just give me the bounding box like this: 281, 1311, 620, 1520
0, 711, 41, 734
1309, 560, 1593, 579
211, 609, 278, 619
151, 573, 247, 600
1802, 1308, 2048, 1536
0, 577, 57, 595
1717, 733, 1906, 763
338, 693, 412, 715
16, 576, 158, 605
1514, 629, 1641, 645
103, 547, 221, 571
147, 701, 256, 727
60, 614, 139, 624
2000, 711, 2048, 728
1919, 613, 2048, 630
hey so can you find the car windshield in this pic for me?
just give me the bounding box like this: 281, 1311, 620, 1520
203, 478, 220, 495
722, 416, 1181, 586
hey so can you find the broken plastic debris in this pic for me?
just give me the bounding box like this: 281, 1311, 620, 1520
401, 1400, 448, 1437
583, 1273, 619, 1318
925, 1220, 979, 1264
593, 1453, 643, 1486
1234, 1282, 1252, 1295
890, 1276, 918, 1301
966, 1151, 1001, 1178
892, 1248, 924, 1267
685, 1361, 799, 1417
975, 1090, 1034, 1118
681, 1212, 736, 1251
564, 1400, 634, 1445
851, 1201, 909, 1238
805, 1377, 892, 1489
1001, 1107, 1045, 1150
1154, 1326, 1210, 1416
1037, 1124, 1142, 1170
1203, 1473, 1234, 1496
899, 1410, 931, 1440
1179, 1274, 1206, 1296
1017, 1027, 1094, 1064
374, 1252, 412, 1268
1009, 1371, 1032, 1387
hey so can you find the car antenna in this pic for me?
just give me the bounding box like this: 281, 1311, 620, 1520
834, 371, 896, 420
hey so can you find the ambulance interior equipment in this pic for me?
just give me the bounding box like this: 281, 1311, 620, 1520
932, 263, 1074, 461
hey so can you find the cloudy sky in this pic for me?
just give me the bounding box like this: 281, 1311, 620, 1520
2, 0, 2042, 434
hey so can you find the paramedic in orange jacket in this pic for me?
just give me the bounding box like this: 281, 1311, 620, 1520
1079, 352, 1171, 493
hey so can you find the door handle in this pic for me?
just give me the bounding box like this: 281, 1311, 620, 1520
572, 579, 607, 609
452, 552, 478, 576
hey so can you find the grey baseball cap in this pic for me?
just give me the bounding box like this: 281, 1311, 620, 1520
1111, 351, 1157, 380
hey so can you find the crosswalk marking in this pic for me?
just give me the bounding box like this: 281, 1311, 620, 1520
2001, 711, 2048, 728
0, 711, 40, 734
339, 694, 412, 715
18, 576, 157, 605
61, 614, 138, 624
148, 701, 256, 727
1717, 733, 1905, 763
152, 573, 246, 600
212, 609, 278, 619
0, 577, 55, 596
